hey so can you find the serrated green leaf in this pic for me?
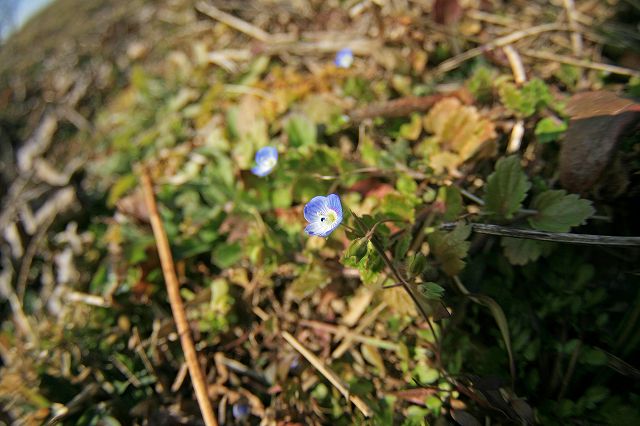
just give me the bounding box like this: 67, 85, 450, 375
528, 190, 595, 232
484, 156, 531, 219
467, 65, 496, 103
501, 237, 553, 266
535, 117, 567, 144
499, 78, 553, 117
419, 282, 445, 300
428, 223, 471, 276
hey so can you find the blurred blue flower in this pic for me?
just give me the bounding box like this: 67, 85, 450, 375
334, 48, 354, 68
251, 146, 278, 176
232, 402, 250, 420
304, 194, 343, 237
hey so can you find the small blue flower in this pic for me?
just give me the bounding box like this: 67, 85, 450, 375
232, 402, 250, 420
304, 194, 343, 237
251, 146, 278, 176
334, 48, 354, 69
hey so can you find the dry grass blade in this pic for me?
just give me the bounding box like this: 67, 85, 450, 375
520, 49, 640, 78
433, 23, 561, 75
196, 1, 273, 42
281, 331, 373, 417
141, 169, 218, 426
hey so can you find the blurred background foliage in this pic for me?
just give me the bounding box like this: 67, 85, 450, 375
0, 0, 639, 425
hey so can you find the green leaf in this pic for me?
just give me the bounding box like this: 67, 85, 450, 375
428, 222, 471, 276
454, 278, 515, 383
501, 237, 553, 266
286, 114, 317, 147
399, 114, 423, 141
467, 65, 496, 103
528, 190, 595, 232
535, 117, 567, 144
419, 282, 445, 300
344, 237, 369, 264
107, 174, 137, 207
484, 156, 531, 219
212, 242, 243, 268
408, 253, 428, 276
289, 264, 331, 300
394, 233, 412, 260
380, 193, 415, 221
437, 186, 463, 221
499, 78, 553, 117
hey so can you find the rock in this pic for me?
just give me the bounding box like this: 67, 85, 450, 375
559, 91, 640, 194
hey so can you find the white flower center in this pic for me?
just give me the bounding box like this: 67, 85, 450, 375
260, 157, 276, 169
318, 210, 338, 225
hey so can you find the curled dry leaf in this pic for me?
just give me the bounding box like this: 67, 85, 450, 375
422, 98, 496, 175
559, 91, 640, 194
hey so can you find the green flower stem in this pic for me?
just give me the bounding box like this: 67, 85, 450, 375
368, 235, 442, 366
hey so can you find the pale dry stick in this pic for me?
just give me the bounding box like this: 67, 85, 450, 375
432, 23, 562, 75
503, 45, 527, 84
466, 9, 518, 28
441, 222, 640, 247
141, 170, 218, 426
132, 328, 165, 393
507, 120, 525, 153
195, 1, 272, 42
503, 45, 526, 153
0, 263, 36, 344
111, 355, 143, 387
300, 320, 401, 351
520, 49, 640, 78
172, 363, 189, 392
331, 302, 387, 359
562, 0, 583, 56
281, 331, 373, 417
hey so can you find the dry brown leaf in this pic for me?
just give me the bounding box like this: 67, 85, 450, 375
423, 97, 496, 175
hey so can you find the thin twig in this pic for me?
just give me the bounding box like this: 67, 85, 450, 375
441, 222, 640, 247
349, 94, 449, 121
141, 170, 218, 426
503, 45, 527, 84
196, 1, 273, 42
558, 340, 581, 400
281, 331, 373, 417
433, 23, 562, 75
520, 49, 640, 78
331, 302, 387, 359
300, 320, 401, 351
562, 0, 583, 56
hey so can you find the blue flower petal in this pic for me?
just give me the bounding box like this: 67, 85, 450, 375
303, 194, 343, 237
334, 48, 354, 68
305, 221, 332, 237
303, 195, 329, 222
251, 164, 272, 177
326, 193, 343, 219
255, 146, 278, 163
251, 146, 278, 176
